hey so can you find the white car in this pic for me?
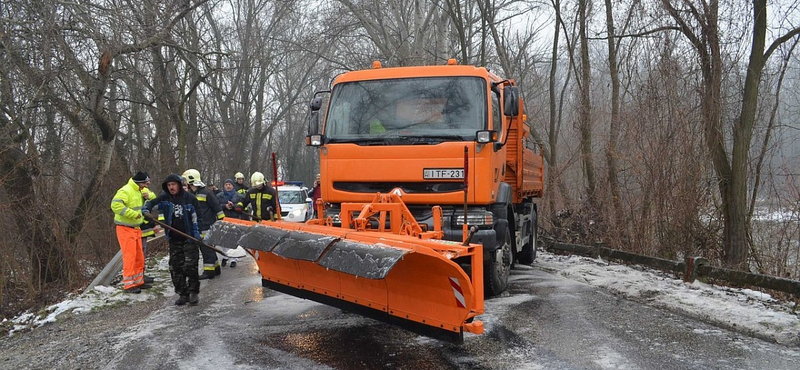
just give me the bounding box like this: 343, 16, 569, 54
276, 183, 312, 222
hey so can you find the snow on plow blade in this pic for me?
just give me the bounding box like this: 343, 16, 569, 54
205, 217, 485, 343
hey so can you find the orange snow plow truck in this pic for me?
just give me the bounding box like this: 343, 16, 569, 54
206, 59, 544, 343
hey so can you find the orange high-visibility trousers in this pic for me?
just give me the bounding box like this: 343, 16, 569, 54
116, 225, 144, 290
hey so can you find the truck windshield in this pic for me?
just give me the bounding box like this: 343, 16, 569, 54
324, 77, 486, 143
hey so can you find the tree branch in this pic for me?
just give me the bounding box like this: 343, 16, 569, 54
764, 27, 800, 60
589, 25, 680, 40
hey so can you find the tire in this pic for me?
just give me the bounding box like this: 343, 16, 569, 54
518, 208, 537, 265
484, 227, 512, 297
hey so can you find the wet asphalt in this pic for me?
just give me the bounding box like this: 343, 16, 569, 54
103, 257, 800, 369
3, 256, 798, 369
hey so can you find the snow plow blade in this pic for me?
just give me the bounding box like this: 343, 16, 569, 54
204, 196, 485, 343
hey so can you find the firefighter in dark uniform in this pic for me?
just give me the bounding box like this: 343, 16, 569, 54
233, 172, 248, 196
182, 169, 225, 280
236, 172, 278, 222
218, 178, 246, 268
139, 182, 157, 283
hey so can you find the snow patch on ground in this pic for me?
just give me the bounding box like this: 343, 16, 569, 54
4, 256, 172, 337
537, 252, 800, 346
593, 348, 634, 370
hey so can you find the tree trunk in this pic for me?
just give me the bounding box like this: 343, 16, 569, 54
725, 0, 768, 268
577, 0, 597, 212
604, 0, 625, 243
0, 145, 68, 285
547, 0, 563, 213
66, 50, 118, 246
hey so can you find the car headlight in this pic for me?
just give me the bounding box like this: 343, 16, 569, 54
287, 209, 303, 219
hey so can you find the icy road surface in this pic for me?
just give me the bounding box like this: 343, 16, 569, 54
1, 253, 798, 369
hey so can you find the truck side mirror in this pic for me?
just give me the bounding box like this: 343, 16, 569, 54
307, 111, 320, 135
309, 96, 322, 111
503, 86, 519, 117
307, 96, 322, 137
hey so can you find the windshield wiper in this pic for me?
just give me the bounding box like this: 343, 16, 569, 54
397, 135, 467, 144
340, 138, 392, 146
328, 135, 465, 145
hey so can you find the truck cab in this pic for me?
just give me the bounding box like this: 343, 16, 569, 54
306, 60, 544, 296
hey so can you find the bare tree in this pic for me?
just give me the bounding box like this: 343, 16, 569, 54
0, 0, 206, 291
662, 0, 800, 269
330, 0, 448, 66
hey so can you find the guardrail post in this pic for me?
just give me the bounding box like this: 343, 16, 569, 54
86, 250, 123, 292
592, 242, 606, 259
683, 256, 708, 283
84, 233, 165, 294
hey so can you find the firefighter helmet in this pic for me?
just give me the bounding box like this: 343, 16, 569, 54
235, 172, 245, 180
251, 172, 266, 187
182, 169, 205, 187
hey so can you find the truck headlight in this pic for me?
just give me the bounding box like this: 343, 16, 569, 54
475, 130, 497, 144
454, 211, 494, 227
308, 134, 323, 146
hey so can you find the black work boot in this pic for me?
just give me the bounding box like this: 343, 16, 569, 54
230, 261, 237, 268
175, 295, 189, 306
125, 287, 142, 294
221, 259, 228, 267
214, 265, 221, 276
144, 276, 155, 284
198, 271, 215, 280
188, 293, 199, 306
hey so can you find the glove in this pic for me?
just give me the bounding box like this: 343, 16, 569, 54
234, 205, 243, 213
142, 212, 155, 222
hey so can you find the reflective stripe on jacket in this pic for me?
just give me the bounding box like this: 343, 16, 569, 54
193, 187, 225, 231
140, 220, 156, 237
238, 185, 278, 221
111, 178, 145, 227
234, 182, 248, 195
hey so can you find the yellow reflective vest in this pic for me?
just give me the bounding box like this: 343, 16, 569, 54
111, 178, 146, 228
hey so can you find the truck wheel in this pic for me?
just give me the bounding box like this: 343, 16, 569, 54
518, 208, 537, 265
484, 227, 512, 297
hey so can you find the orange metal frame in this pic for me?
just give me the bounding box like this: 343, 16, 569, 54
229, 192, 485, 338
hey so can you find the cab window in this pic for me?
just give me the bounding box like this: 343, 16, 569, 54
492, 90, 502, 137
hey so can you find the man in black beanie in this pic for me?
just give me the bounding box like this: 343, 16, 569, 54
110, 171, 153, 294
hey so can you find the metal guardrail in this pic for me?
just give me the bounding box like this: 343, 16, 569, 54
543, 239, 800, 297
